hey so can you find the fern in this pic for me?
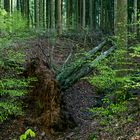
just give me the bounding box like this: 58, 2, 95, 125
0, 8, 29, 122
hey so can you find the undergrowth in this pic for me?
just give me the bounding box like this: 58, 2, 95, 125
87, 43, 140, 139
0, 8, 32, 122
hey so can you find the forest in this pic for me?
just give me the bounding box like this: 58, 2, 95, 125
0, 0, 140, 140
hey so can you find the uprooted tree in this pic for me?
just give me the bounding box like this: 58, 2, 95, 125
24, 40, 115, 128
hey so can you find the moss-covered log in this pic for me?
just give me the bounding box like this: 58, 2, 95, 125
56, 41, 114, 90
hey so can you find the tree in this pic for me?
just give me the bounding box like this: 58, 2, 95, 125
34, 0, 39, 29
82, 0, 85, 28
57, 0, 62, 35
133, 0, 138, 35
17, 0, 20, 11
39, 0, 44, 28
50, 0, 55, 29
89, 0, 93, 30
4, 0, 10, 12
114, 0, 128, 48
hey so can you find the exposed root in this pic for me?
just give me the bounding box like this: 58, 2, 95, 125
24, 57, 60, 128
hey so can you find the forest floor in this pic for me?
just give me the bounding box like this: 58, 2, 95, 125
0, 37, 140, 140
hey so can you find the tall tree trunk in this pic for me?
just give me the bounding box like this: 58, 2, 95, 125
82, 0, 85, 28
43, 0, 47, 29
4, 0, 10, 12
25, 0, 29, 25
133, 0, 138, 36
17, 0, 20, 11
34, 0, 40, 29
77, 0, 81, 31
89, 0, 93, 30
100, 0, 105, 32
50, 0, 55, 30
39, 0, 44, 28
57, 0, 62, 36
66, 0, 72, 30
10, 0, 13, 13
114, 0, 128, 48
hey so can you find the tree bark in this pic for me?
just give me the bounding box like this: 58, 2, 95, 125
57, 0, 62, 36
50, 0, 55, 29
133, 0, 138, 35
34, 0, 39, 29
89, 0, 93, 30
4, 0, 10, 12
114, 0, 128, 48
82, 0, 86, 28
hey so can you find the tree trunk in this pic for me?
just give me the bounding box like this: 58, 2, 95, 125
39, 0, 44, 28
17, 0, 20, 11
4, 0, 10, 12
89, 0, 93, 30
50, 0, 55, 30
58, 46, 114, 90
56, 40, 115, 90
133, 0, 138, 36
82, 0, 86, 28
43, 0, 47, 29
57, 0, 62, 36
34, 0, 39, 29
114, 0, 128, 48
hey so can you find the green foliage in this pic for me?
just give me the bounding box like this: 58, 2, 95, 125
87, 45, 140, 95
20, 129, 36, 140
89, 99, 127, 121
88, 133, 97, 140
0, 8, 27, 34
130, 44, 140, 57
87, 41, 140, 138
89, 96, 134, 136
0, 8, 30, 122
88, 65, 116, 92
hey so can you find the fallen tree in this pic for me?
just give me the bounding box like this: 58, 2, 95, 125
23, 40, 115, 129
56, 40, 115, 90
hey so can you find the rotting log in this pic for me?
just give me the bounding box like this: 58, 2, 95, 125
56, 41, 106, 83
56, 41, 115, 90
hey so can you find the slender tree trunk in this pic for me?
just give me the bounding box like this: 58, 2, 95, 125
66, 0, 72, 30
133, 0, 137, 35
57, 0, 62, 36
4, 0, 10, 12
34, 0, 39, 29
50, 0, 55, 30
10, 0, 14, 13
100, 0, 104, 32
17, 0, 20, 11
39, 0, 44, 28
43, 0, 47, 29
89, 0, 93, 30
114, 0, 128, 48
93, 0, 96, 30
82, 0, 85, 28
77, 0, 81, 31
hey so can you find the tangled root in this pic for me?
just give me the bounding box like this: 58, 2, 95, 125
25, 57, 60, 127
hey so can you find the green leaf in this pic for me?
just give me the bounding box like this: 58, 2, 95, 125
20, 134, 27, 140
